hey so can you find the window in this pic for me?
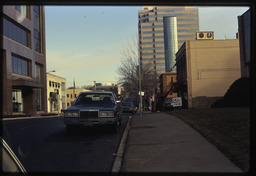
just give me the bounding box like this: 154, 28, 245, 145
35, 64, 41, 82
35, 88, 42, 111
13, 5, 28, 18
49, 81, 52, 87
33, 6, 41, 53
12, 89, 23, 112
12, 55, 28, 76
67, 94, 69, 98
3, 17, 28, 46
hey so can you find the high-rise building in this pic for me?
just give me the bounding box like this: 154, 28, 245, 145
138, 6, 199, 76
1, 5, 47, 116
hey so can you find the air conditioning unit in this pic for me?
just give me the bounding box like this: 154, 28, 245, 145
196, 31, 214, 40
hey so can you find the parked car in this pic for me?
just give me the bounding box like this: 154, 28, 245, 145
63, 91, 121, 133
163, 97, 182, 111
121, 101, 136, 114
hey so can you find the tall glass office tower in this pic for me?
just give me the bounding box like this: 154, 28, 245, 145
138, 6, 199, 75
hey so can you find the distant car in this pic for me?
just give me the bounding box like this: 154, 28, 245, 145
163, 97, 182, 111
121, 102, 136, 114
63, 91, 122, 133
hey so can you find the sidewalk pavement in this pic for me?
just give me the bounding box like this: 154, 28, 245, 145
121, 112, 243, 173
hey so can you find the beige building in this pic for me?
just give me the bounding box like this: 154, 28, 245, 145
176, 39, 241, 108
46, 73, 66, 113
66, 88, 91, 108
1, 5, 47, 116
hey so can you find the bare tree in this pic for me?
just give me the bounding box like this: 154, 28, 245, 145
117, 38, 158, 100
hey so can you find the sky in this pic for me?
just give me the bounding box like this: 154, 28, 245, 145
45, 6, 249, 88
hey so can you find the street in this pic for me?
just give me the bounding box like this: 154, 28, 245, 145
2, 113, 130, 173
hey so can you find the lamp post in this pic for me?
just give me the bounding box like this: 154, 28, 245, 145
47, 70, 55, 74
138, 60, 142, 117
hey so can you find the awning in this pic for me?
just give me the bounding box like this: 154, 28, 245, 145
12, 78, 43, 88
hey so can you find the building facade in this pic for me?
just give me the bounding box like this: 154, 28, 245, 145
66, 88, 91, 108
159, 72, 177, 97
1, 5, 47, 116
176, 39, 241, 109
138, 6, 199, 77
46, 73, 66, 113
158, 72, 178, 110
238, 9, 251, 77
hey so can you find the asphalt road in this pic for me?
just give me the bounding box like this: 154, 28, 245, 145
2, 113, 130, 173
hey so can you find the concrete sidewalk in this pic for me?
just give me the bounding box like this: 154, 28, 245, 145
121, 112, 243, 173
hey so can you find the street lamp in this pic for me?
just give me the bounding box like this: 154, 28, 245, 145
47, 70, 56, 74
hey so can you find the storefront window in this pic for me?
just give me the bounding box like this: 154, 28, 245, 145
12, 89, 23, 112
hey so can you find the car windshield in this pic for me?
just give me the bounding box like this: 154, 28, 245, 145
75, 93, 115, 105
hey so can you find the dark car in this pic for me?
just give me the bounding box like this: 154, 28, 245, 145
63, 91, 122, 133
121, 102, 136, 114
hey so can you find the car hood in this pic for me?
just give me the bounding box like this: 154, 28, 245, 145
67, 104, 116, 111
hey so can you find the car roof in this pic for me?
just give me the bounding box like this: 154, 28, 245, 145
79, 91, 113, 94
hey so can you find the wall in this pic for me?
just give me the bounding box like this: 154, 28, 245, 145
187, 39, 241, 108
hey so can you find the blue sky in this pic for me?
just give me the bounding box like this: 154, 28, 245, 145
45, 6, 249, 88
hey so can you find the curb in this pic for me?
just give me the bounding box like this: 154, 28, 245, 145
111, 115, 132, 174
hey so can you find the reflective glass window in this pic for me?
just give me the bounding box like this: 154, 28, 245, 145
3, 18, 28, 47
12, 56, 29, 76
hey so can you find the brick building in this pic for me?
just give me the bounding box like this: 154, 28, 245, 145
1, 5, 47, 116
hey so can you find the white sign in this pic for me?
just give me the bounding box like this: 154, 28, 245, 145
138, 91, 144, 96
171, 97, 182, 107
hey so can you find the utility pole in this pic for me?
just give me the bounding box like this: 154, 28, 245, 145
94, 81, 96, 90
138, 60, 142, 117
73, 79, 76, 99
